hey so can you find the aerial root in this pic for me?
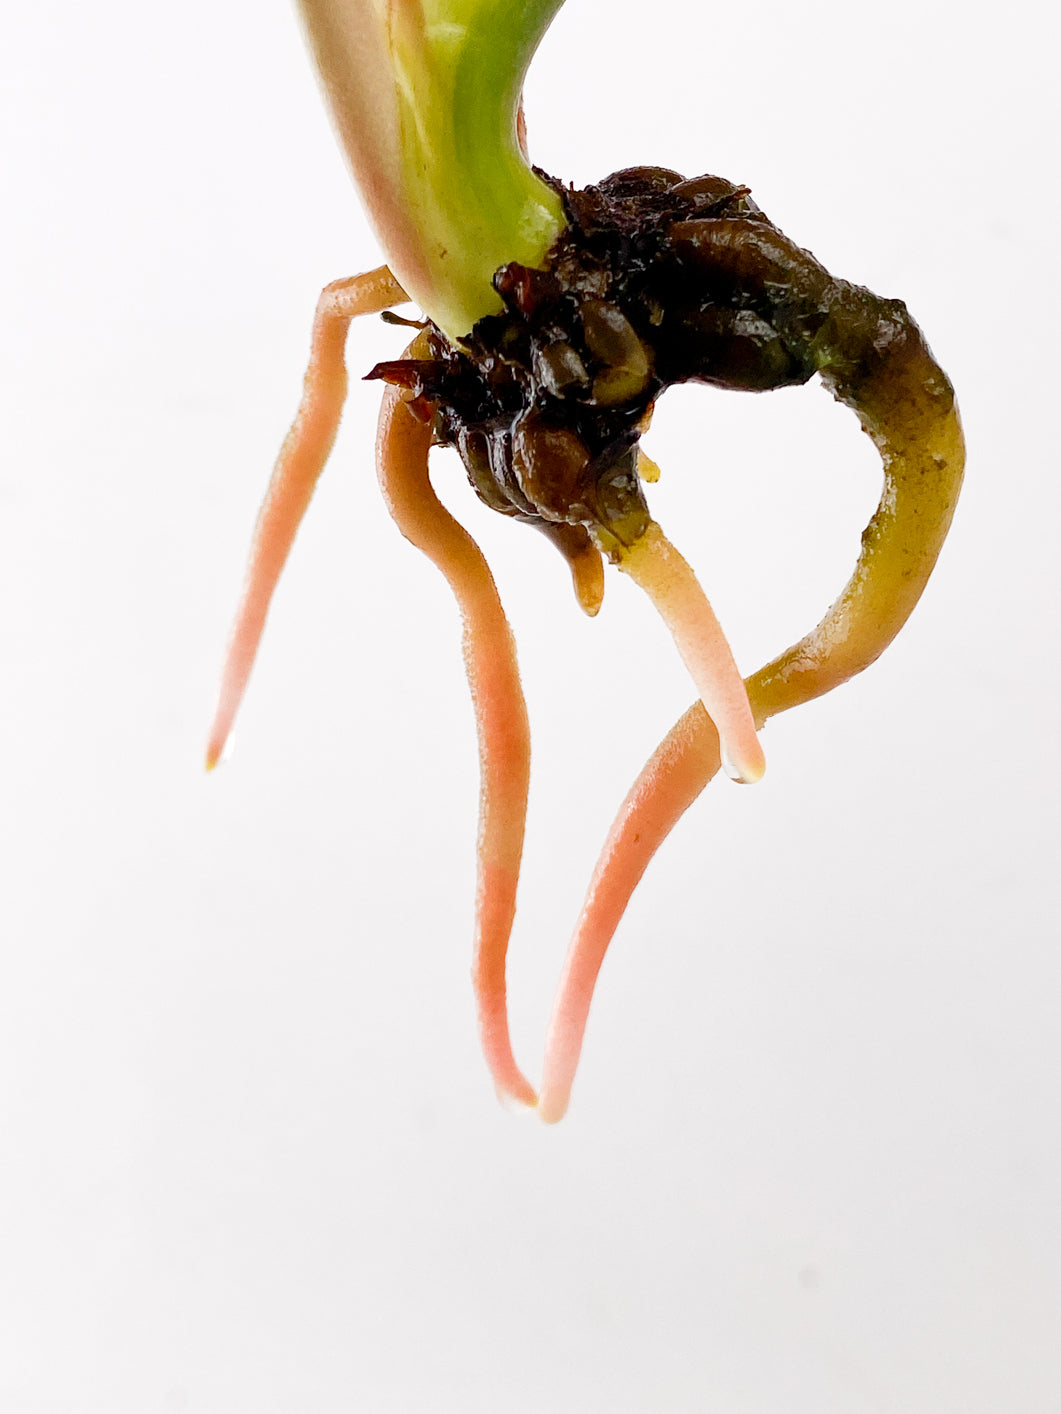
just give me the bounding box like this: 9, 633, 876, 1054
376, 380, 536, 1108
617, 520, 765, 785
206, 266, 408, 769
538, 702, 725, 1123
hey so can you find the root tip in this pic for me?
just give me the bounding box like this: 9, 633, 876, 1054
495, 1076, 539, 1111
205, 728, 234, 773
536, 1091, 569, 1125
722, 738, 766, 785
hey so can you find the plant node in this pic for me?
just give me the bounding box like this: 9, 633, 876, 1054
367, 165, 952, 580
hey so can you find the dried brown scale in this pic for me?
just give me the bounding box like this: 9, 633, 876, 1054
365, 165, 952, 569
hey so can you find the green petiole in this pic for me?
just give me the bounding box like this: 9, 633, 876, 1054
296, 0, 565, 340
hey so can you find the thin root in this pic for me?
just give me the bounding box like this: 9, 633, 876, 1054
376, 380, 536, 1108
538, 703, 722, 1124
618, 520, 765, 785
206, 266, 408, 769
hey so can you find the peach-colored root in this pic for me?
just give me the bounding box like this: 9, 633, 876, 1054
538, 703, 722, 1123
376, 385, 536, 1108
206, 266, 408, 769
539, 389, 965, 1121
618, 521, 764, 785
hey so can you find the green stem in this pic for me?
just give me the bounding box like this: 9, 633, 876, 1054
297, 0, 567, 341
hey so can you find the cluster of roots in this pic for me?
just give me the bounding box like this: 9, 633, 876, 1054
210, 164, 962, 1121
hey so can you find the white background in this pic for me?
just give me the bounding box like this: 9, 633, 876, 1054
2, 2, 1058, 1410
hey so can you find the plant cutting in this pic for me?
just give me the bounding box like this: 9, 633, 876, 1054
207, 0, 964, 1121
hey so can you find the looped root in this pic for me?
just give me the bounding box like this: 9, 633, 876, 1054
538, 342, 964, 1121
